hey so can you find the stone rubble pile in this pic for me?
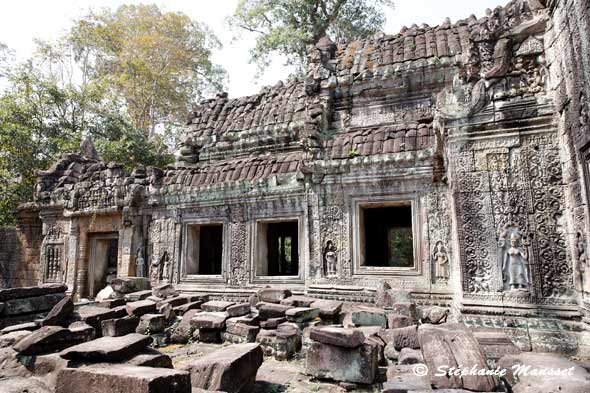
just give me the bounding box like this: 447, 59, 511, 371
0, 283, 67, 329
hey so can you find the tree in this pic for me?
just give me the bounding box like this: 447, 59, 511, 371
70, 4, 226, 138
228, 0, 394, 74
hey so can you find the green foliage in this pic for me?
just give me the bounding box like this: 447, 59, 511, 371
228, 0, 394, 75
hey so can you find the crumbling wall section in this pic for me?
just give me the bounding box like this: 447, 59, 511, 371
0, 227, 19, 288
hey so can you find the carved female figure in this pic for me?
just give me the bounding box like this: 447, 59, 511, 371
135, 247, 145, 278
162, 252, 171, 282
323, 241, 337, 277
501, 232, 530, 290
433, 241, 449, 282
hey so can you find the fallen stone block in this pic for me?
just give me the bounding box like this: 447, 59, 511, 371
126, 348, 173, 368
387, 313, 414, 329
191, 312, 227, 330
95, 298, 126, 309
383, 364, 431, 393
0, 376, 52, 393
398, 348, 424, 365
3, 293, 65, 316
158, 302, 176, 322
68, 321, 95, 341
418, 306, 449, 324
125, 290, 153, 302
256, 329, 301, 360
257, 302, 292, 319
259, 317, 286, 329
0, 283, 67, 302
152, 284, 177, 298
0, 330, 30, 348
418, 323, 498, 391
286, 307, 320, 323
39, 296, 74, 327
13, 326, 86, 356
60, 333, 152, 362
390, 303, 417, 318
76, 305, 128, 333
158, 296, 188, 308
55, 365, 190, 393
1, 322, 38, 334
181, 343, 263, 393
309, 326, 366, 348
111, 277, 151, 294
346, 306, 387, 328
473, 331, 521, 363
95, 285, 117, 302
174, 301, 204, 315
225, 303, 250, 317
226, 314, 259, 327
126, 300, 157, 317
224, 323, 260, 343
136, 314, 166, 334
101, 316, 140, 337
257, 288, 292, 304
170, 310, 200, 344
198, 328, 222, 343
378, 325, 420, 350
201, 300, 235, 312
305, 340, 378, 384
310, 299, 343, 319
280, 295, 317, 307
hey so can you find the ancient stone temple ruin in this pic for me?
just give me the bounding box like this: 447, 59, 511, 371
6, 0, 590, 356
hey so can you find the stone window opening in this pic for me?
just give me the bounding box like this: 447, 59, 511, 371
360, 204, 415, 268
186, 223, 224, 275
256, 220, 299, 276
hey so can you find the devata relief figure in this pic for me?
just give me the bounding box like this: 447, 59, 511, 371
323, 240, 337, 277
433, 241, 449, 282
162, 252, 171, 282
150, 251, 166, 282
500, 230, 530, 290
135, 247, 145, 278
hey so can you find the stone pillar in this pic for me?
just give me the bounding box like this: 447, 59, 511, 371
13, 204, 42, 287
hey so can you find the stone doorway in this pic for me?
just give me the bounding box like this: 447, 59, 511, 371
88, 233, 119, 297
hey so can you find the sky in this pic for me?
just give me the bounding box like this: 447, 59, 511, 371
0, 0, 507, 99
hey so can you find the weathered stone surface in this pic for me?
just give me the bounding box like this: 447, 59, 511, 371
387, 313, 414, 329
398, 347, 424, 365
280, 295, 317, 307
383, 364, 430, 393
1, 322, 38, 334
76, 305, 128, 333
158, 296, 188, 308
309, 326, 365, 348
126, 348, 173, 368
0, 283, 67, 302
60, 333, 152, 362
95, 285, 117, 302
256, 329, 301, 360
181, 343, 263, 393
418, 323, 498, 391
95, 298, 126, 309
0, 377, 52, 393
418, 306, 449, 324
305, 341, 378, 384
126, 300, 157, 317
258, 288, 292, 304
201, 300, 235, 312
174, 301, 204, 314
473, 330, 521, 362
170, 309, 200, 344
68, 321, 95, 341
257, 302, 292, 319
13, 326, 85, 355
39, 296, 74, 327
259, 317, 286, 329
375, 283, 411, 309
285, 307, 320, 323
191, 312, 227, 329
101, 316, 140, 337
152, 283, 177, 298
310, 299, 342, 318
55, 365, 190, 393
225, 323, 260, 343
136, 313, 166, 334
198, 328, 222, 343
378, 326, 420, 350
111, 277, 151, 294
3, 293, 65, 316
0, 330, 31, 348
158, 302, 176, 322
389, 303, 417, 319
125, 290, 153, 302
225, 303, 250, 317
345, 306, 387, 328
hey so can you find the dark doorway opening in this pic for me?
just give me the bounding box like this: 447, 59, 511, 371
88, 233, 119, 297
257, 220, 299, 276
361, 204, 414, 268
186, 224, 223, 275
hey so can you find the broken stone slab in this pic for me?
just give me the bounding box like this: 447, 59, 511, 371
125, 348, 173, 368
0, 376, 52, 393
257, 288, 292, 304
257, 302, 292, 319
259, 317, 287, 329
3, 293, 65, 316
60, 333, 152, 362
383, 364, 431, 393
398, 348, 424, 365
225, 303, 250, 317
285, 307, 320, 323
0, 283, 67, 302
378, 325, 420, 350
280, 295, 317, 307
198, 328, 222, 344
310, 299, 343, 319
68, 321, 95, 342
13, 326, 86, 356
170, 310, 200, 344
418, 323, 498, 391
136, 314, 166, 334
418, 306, 449, 324
101, 316, 140, 337
0, 330, 31, 348
305, 341, 379, 384
473, 331, 521, 362
158, 296, 188, 308
55, 365, 190, 393
225, 323, 260, 343
111, 277, 151, 294
256, 329, 301, 360
125, 290, 153, 302
390, 302, 417, 319
126, 300, 157, 317
1, 321, 38, 334
226, 315, 259, 329
309, 326, 366, 348
191, 312, 227, 329
174, 301, 204, 315
157, 302, 176, 322
76, 305, 128, 333
39, 296, 74, 327
181, 343, 263, 393
95, 298, 126, 309
201, 300, 235, 312
345, 306, 387, 328
152, 284, 177, 298
387, 313, 414, 329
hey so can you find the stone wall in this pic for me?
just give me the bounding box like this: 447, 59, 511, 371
0, 227, 19, 288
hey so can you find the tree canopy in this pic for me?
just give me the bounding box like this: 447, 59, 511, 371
228, 0, 394, 74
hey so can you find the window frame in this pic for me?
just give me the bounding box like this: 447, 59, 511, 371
180, 219, 228, 283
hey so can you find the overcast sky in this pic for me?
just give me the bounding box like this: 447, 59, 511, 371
1, 0, 506, 98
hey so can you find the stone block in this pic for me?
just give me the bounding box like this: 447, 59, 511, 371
257, 288, 292, 304
418, 306, 449, 324
95, 298, 126, 309
198, 328, 222, 344
126, 300, 157, 317
387, 313, 414, 329
0, 376, 52, 393
60, 333, 152, 362
285, 307, 320, 323
201, 300, 235, 312
111, 277, 151, 294
473, 331, 520, 362
257, 302, 292, 319
256, 329, 301, 360
126, 348, 173, 368
170, 310, 200, 344
39, 296, 74, 327
101, 316, 140, 337
174, 301, 204, 315
55, 365, 190, 393
3, 293, 65, 316
346, 306, 387, 328
13, 326, 86, 356
191, 312, 227, 329
158, 296, 188, 308
310, 299, 343, 318
225, 303, 250, 317
398, 348, 424, 365
76, 305, 128, 333
259, 317, 286, 329
124, 290, 153, 302
0, 331, 31, 348
1, 322, 38, 334
0, 283, 67, 302
225, 323, 260, 343
136, 314, 167, 334
378, 326, 420, 350
152, 284, 177, 298
305, 341, 378, 384
158, 302, 176, 322
280, 295, 317, 307
68, 321, 95, 341
309, 326, 365, 348
383, 364, 431, 393
181, 343, 263, 393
